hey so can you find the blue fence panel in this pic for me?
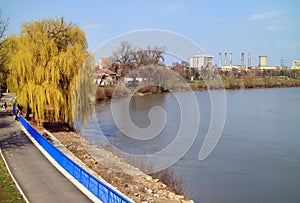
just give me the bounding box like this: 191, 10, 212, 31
81, 170, 89, 188
73, 165, 81, 180
89, 176, 98, 195
13, 106, 17, 115
13, 105, 131, 203
98, 184, 109, 203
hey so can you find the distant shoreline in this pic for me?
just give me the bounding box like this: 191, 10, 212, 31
95, 77, 300, 102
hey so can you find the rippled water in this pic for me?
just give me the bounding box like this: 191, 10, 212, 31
88, 87, 300, 203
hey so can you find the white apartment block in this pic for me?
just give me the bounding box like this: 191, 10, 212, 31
292, 60, 300, 69
189, 55, 214, 69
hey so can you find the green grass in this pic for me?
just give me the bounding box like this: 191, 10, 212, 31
0, 153, 26, 203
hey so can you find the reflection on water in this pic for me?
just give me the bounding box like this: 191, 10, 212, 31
89, 87, 300, 203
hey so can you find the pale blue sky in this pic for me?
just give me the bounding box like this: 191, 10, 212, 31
1, 0, 300, 66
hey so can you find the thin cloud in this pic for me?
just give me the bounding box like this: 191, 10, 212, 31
249, 11, 284, 31
249, 11, 281, 21
266, 25, 281, 31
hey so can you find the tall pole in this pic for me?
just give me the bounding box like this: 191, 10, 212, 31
218, 53, 222, 67
248, 52, 251, 67
241, 52, 244, 67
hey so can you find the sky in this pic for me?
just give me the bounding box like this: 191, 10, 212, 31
1, 0, 300, 66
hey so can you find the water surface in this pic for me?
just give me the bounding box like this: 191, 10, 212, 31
89, 87, 300, 203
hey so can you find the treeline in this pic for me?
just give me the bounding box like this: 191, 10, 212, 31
108, 41, 165, 76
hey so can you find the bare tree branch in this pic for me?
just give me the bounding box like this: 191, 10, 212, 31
0, 10, 9, 41
0, 11, 9, 89
111, 41, 165, 76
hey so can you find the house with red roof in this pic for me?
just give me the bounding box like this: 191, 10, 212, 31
95, 69, 116, 86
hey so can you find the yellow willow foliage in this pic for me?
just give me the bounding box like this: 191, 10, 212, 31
73, 56, 95, 132
6, 18, 89, 125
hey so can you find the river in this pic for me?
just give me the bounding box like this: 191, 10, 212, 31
87, 87, 300, 203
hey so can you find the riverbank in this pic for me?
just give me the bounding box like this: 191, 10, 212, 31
94, 77, 300, 101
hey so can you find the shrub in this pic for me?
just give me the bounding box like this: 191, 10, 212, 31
104, 87, 115, 98
242, 76, 255, 88
95, 87, 106, 101
137, 85, 159, 94
152, 168, 185, 195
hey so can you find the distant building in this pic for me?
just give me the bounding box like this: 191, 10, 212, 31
259, 56, 267, 67
189, 54, 214, 69
98, 57, 112, 69
292, 60, 300, 69
95, 69, 116, 86
257, 55, 280, 70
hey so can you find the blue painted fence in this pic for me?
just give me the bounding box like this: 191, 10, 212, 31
13, 106, 131, 203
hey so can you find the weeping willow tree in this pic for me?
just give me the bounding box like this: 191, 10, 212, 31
6, 17, 89, 125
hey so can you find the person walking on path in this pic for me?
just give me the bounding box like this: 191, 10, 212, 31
15, 109, 21, 121
2, 102, 7, 111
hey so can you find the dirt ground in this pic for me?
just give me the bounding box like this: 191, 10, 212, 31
35, 123, 193, 203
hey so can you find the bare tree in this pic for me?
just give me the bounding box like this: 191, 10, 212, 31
112, 41, 136, 76
132, 46, 165, 67
132, 48, 147, 67
112, 41, 135, 66
0, 10, 9, 89
0, 11, 8, 40
172, 62, 188, 79
143, 45, 165, 65
112, 41, 165, 76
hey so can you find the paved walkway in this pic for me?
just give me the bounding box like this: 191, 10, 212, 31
0, 93, 92, 203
